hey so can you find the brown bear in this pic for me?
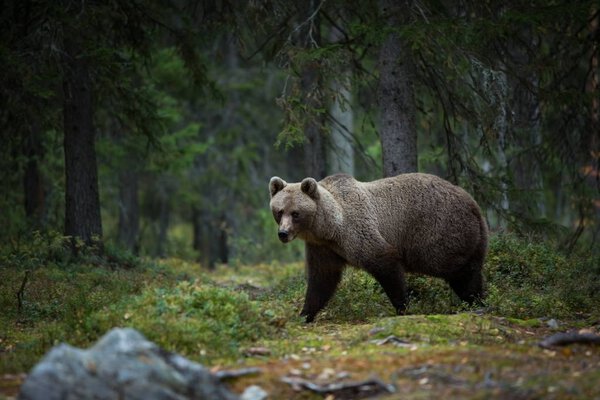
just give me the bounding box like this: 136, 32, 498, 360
269, 173, 488, 323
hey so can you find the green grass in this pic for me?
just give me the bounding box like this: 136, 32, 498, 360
1, 232, 599, 398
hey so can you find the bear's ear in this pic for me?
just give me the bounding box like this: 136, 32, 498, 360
301, 177, 320, 200
269, 176, 287, 198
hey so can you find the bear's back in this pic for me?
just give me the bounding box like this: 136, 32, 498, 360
365, 173, 485, 274
321, 173, 485, 275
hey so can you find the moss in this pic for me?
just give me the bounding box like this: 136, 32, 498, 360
505, 317, 543, 328
90, 280, 271, 363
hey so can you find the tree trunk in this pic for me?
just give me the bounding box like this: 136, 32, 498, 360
496, 103, 510, 226
328, 25, 354, 176
23, 121, 45, 225
192, 206, 202, 256
117, 168, 140, 254
586, 8, 599, 188
302, 67, 327, 179
62, 35, 103, 249
217, 214, 229, 265
192, 206, 218, 269
298, 0, 326, 179
508, 30, 546, 219
156, 192, 170, 258
329, 78, 354, 175
377, 0, 418, 177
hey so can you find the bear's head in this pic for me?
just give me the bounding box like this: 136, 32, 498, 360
269, 176, 319, 243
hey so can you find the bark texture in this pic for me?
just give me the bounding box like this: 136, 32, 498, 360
508, 30, 545, 218
377, 0, 417, 177
62, 35, 103, 247
298, 0, 327, 179
328, 24, 354, 176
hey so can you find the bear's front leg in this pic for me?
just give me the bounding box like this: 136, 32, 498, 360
300, 244, 346, 323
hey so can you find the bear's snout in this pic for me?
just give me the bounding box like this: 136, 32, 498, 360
278, 230, 290, 242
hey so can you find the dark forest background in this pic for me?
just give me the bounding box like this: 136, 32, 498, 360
1, 0, 598, 267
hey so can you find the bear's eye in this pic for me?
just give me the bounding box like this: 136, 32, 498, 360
291, 211, 300, 219
274, 210, 283, 222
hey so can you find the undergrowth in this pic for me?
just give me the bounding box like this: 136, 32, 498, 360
484, 234, 600, 319
0, 232, 598, 375
90, 280, 270, 363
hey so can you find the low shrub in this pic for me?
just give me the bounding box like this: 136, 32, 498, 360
90, 280, 271, 362
484, 233, 600, 319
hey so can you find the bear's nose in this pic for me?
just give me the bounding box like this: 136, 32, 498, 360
278, 230, 289, 242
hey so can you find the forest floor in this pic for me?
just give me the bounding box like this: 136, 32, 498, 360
220, 316, 600, 399
1, 235, 599, 399
212, 263, 600, 400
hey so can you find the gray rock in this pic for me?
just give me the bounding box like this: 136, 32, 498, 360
546, 318, 559, 329
19, 328, 238, 400
240, 385, 268, 400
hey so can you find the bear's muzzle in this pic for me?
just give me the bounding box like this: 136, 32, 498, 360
278, 230, 290, 243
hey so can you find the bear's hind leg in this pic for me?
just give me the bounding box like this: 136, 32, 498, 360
370, 267, 408, 315
447, 269, 484, 305
362, 249, 408, 316
447, 244, 486, 305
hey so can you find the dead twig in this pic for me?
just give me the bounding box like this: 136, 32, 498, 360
539, 332, 600, 349
16, 270, 31, 314
214, 367, 262, 381
281, 376, 395, 399
370, 335, 413, 348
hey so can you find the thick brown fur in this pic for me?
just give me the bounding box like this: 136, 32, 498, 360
269, 173, 488, 323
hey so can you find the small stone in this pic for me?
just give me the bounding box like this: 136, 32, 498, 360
317, 368, 336, 380
368, 327, 385, 336
546, 319, 559, 329
241, 385, 268, 400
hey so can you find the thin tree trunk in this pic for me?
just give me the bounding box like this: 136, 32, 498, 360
23, 121, 45, 225
329, 78, 354, 175
117, 168, 140, 254
586, 5, 599, 189
113, 118, 140, 254
192, 206, 218, 269
491, 70, 510, 227
217, 214, 228, 265
298, 0, 326, 179
192, 206, 202, 256
586, 6, 599, 251
62, 34, 103, 249
328, 24, 354, 176
156, 192, 170, 258
302, 69, 326, 179
509, 30, 545, 219
377, 0, 417, 177
496, 112, 510, 224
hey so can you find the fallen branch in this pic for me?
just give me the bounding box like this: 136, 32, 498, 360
214, 367, 262, 381
539, 332, 600, 349
281, 376, 395, 398
370, 335, 413, 348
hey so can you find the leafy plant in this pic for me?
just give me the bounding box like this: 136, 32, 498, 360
90, 280, 271, 362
